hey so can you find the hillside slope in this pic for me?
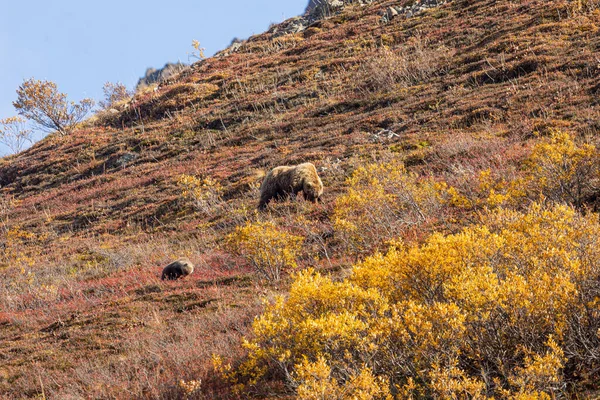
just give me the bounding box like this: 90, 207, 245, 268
1, 0, 600, 398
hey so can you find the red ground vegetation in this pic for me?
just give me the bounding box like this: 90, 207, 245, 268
1, 0, 600, 397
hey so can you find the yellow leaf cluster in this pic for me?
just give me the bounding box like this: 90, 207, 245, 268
334, 160, 443, 255
190, 40, 206, 60
296, 356, 391, 400
227, 221, 303, 281
177, 174, 223, 214
523, 130, 599, 207
234, 203, 600, 397
13, 78, 94, 136
178, 379, 202, 397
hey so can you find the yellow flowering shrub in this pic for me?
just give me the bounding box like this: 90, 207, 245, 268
295, 356, 391, 400
178, 378, 202, 398
177, 174, 223, 214
443, 131, 599, 213
522, 130, 599, 208
227, 221, 304, 281
440, 168, 525, 212
333, 160, 443, 256
229, 203, 600, 397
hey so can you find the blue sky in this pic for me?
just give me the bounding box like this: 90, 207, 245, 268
0, 0, 307, 156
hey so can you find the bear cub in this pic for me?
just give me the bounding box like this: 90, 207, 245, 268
161, 258, 194, 280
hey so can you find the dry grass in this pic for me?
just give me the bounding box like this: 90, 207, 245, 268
1, 0, 600, 397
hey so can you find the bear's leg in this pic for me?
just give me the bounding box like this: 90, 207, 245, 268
274, 190, 287, 201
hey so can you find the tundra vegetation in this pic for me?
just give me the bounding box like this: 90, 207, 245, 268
1, 0, 600, 398
215, 131, 600, 399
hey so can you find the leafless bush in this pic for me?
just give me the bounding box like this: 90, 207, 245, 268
0, 194, 14, 234
98, 81, 132, 110
0, 117, 34, 154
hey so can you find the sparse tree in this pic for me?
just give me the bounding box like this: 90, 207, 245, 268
13, 78, 95, 136
99, 81, 132, 110
0, 116, 34, 154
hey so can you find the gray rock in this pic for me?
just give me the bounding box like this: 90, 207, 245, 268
270, 16, 309, 38
380, 0, 449, 23
261, 0, 377, 40
369, 129, 400, 143
304, 0, 374, 23
379, 6, 399, 23
215, 37, 245, 57
136, 63, 189, 91
114, 152, 138, 168
228, 38, 244, 52
305, 0, 371, 15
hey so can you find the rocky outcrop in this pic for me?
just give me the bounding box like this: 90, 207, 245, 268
215, 37, 245, 57
380, 0, 450, 23
136, 63, 189, 91
268, 16, 310, 38
268, 0, 374, 38
281, 0, 451, 38
305, 0, 373, 22
224, 0, 451, 55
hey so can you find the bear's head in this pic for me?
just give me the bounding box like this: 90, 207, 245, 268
304, 181, 323, 203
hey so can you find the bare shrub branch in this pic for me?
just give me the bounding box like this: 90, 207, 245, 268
0, 116, 34, 154
99, 81, 132, 110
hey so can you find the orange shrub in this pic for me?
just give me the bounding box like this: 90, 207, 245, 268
441, 131, 599, 214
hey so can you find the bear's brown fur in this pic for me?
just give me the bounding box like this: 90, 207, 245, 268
161, 258, 194, 280
258, 162, 323, 209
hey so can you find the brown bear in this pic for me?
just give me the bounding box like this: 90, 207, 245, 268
258, 162, 323, 210
161, 258, 194, 280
